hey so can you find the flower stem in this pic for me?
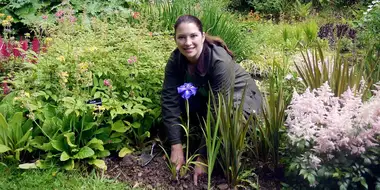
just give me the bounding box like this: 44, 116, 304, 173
186, 100, 189, 161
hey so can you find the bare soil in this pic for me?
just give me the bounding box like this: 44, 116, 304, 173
104, 153, 279, 190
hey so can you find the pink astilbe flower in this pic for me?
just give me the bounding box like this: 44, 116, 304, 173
286, 82, 380, 163
127, 56, 137, 64
103, 79, 111, 87
55, 10, 65, 18
69, 16, 77, 23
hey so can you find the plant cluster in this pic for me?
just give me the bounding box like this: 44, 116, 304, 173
285, 82, 380, 188
0, 15, 174, 170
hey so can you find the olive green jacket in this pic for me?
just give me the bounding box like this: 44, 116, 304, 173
161, 43, 262, 145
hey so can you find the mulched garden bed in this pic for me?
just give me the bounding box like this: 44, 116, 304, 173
104, 153, 279, 190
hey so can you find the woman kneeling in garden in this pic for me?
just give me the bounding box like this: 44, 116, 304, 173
161, 15, 262, 185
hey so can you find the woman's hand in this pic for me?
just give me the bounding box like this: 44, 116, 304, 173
170, 144, 185, 171
193, 157, 207, 186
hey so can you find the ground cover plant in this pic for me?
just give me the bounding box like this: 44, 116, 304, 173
0, 164, 131, 190
1, 0, 380, 189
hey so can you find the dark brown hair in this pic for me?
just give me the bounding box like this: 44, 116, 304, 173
174, 15, 234, 58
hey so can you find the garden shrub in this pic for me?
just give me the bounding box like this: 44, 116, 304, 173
0, 0, 141, 35
284, 82, 380, 189
8, 16, 174, 161
356, 0, 380, 90
246, 0, 283, 16
360, 0, 380, 49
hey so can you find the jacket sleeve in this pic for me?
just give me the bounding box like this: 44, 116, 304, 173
209, 57, 234, 98
161, 54, 183, 145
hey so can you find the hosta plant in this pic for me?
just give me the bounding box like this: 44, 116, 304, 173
29, 108, 111, 170
0, 112, 33, 161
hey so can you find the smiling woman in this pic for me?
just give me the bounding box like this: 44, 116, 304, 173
161, 14, 263, 185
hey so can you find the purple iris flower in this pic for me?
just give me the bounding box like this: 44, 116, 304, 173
177, 83, 197, 100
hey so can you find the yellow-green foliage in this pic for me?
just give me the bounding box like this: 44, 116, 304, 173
13, 18, 175, 119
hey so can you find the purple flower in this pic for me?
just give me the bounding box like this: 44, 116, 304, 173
177, 83, 197, 100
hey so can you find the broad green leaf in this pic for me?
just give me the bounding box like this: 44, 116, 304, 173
83, 122, 97, 131
19, 163, 37, 169
0, 144, 11, 153
307, 174, 316, 185
63, 159, 75, 170
96, 150, 110, 158
64, 132, 77, 148
60, 152, 71, 161
51, 138, 66, 152
15, 128, 32, 147
64, 109, 74, 116
360, 179, 368, 189
131, 122, 141, 129
86, 138, 104, 151
35, 160, 50, 169
15, 148, 24, 161
88, 159, 107, 170
0, 113, 9, 145
9, 112, 24, 144
29, 136, 48, 147
41, 118, 60, 138
118, 147, 133, 157
94, 127, 111, 135
73, 146, 95, 159
111, 120, 128, 133
128, 109, 144, 117
110, 132, 124, 138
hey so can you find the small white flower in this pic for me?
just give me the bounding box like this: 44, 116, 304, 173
297, 77, 303, 82
285, 74, 293, 80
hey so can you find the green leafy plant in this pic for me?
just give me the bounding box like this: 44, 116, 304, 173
201, 93, 222, 190
293, 0, 312, 20
30, 109, 111, 170
177, 100, 205, 177
0, 112, 33, 161
357, 1, 380, 87
250, 62, 288, 171
246, 0, 283, 16
295, 41, 369, 97
216, 86, 255, 187
10, 17, 173, 155
159, 144, 178, 180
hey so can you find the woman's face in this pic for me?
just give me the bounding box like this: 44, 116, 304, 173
175, 22, 205, 64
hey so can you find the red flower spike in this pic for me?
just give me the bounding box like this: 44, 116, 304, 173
12, 43, 22, 57
32, 37, 40, 53
20, 40, 28, 51
1, 82, 10, 95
